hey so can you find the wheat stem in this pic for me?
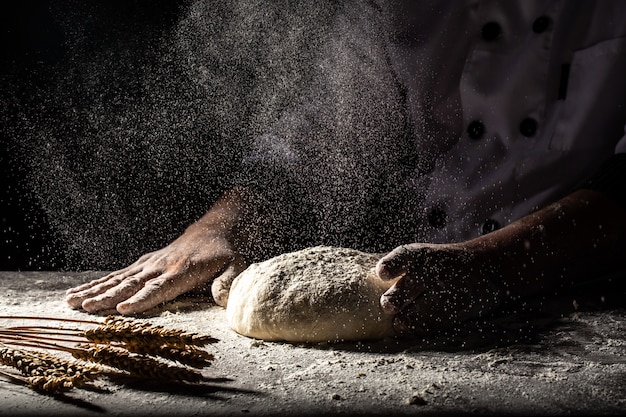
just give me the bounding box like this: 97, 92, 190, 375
71, 345, 204, 382
124, 341, 214, 368
0, 316, 101, 325
0, 330, 85, 345
0, 343, 99, 393
82, 316, 217, 349
0, 315, 219, 393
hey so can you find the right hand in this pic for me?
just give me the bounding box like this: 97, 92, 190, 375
375, 242, 505, 336
65, 231, 247, 315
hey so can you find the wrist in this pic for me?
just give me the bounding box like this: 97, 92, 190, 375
457, 236, 528, 300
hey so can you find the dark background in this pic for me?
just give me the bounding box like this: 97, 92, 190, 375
1, 1, 186, 271
1, 1, 66, 270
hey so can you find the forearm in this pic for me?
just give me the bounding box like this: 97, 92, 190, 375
466, 189, 626, 298
184, 184, 306, 264
182, 187, 260, 258
185, 187, 247, 237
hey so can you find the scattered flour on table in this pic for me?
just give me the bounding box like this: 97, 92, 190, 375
226, 246, 398, 343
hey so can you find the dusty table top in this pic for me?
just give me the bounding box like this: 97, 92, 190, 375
0, 270, 625, 416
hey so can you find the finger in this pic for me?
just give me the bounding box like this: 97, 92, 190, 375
379, 272, 427, 314
65, 263, 146, 295
65, 267, 143, 306
66, 270, 126, 295
375, 245, 416, 281
116, 274, 186, 315
81, 271, 158, 312
66, 276, 125, 309
211, 259, 247, 307
65, 268, 145, 309
393, 290, 456, 336
65, 275, 111, 295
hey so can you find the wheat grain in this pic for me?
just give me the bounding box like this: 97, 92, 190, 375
72, 345, 204, 383
0, 315, 221, 394
0, 343, 47, 376
82, 316, 217, 349
27, 374, 82, 392
124, 341, 214, 368
32, 350, 101, 380
0, 343, 98, 393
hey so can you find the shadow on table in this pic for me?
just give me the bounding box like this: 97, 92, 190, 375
1, 371, 261, 416
75, 270, 626, 357
318, 269, 626, 354
106, 374, 259, 398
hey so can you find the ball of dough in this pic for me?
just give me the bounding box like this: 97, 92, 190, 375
226, 246, 397, 343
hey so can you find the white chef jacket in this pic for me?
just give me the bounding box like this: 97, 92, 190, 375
385, 0, 626, 243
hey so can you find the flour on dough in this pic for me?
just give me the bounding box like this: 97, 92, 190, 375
226, 245, 397, 343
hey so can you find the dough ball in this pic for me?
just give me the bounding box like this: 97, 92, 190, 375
226, 245, 397, 343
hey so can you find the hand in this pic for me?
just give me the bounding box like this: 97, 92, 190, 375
375, 189, 626, 336
65, 231, 247, 315
65, 188, 251, 314
375, 243, 505, 335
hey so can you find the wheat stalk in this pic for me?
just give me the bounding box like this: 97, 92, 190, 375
1, 315, 217, 346
0, 369, 80, 393
0, 315, 220, 395
71, 345, 204, 383
81, 316, 217, 349
123, 341, 215, 368
0, 343, 99, 392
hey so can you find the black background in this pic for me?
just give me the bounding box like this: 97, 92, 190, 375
0, 1, 185, 270
1, 1, 66, 270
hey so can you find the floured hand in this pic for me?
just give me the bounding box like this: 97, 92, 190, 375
65, 188, 249, 315
65, 232, 246, 314
376, 242, 505, 335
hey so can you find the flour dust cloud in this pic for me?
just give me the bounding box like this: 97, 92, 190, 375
2, 0, 425, 269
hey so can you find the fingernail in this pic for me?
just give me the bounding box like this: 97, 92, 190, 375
376, 262, 405, 281
116, 302, 133, 315
65, 295, 82, 309
380, 293, 400, 314
81, 299, 98, 312
376, 263, 393, 281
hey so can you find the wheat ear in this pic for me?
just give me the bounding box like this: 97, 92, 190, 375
0, 343, 98, 392
71, 345, 204, 383
82, 316, 217, 349
123, 341, 214, 368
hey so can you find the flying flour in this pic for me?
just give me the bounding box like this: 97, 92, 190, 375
225, 246, 398, 343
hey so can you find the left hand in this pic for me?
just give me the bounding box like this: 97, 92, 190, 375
375, 242, 505, 336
